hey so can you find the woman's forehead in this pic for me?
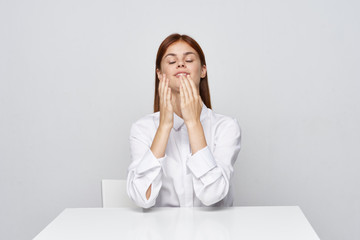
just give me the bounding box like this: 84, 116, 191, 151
164, 41, 198, 57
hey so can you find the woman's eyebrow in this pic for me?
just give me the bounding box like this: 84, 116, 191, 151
164, 52, 196, 59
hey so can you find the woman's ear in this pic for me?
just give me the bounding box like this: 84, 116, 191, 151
156, 68, 162, 79
200, 65, 207, 78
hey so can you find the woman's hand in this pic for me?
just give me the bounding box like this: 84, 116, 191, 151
180, 74, 202, 128
158, 73, 174, 130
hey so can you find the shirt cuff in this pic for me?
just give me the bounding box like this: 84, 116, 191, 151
136, 148, 166, 175
186, 146, 217, 178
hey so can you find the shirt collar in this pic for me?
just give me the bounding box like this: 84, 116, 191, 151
173, 101, 208, 131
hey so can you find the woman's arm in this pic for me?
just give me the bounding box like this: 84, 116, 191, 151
187, 119, 241, 206
179, 75, 207, 154
152, 74, 174, 158
180, 75, 241, 206
147, 124, 172, 199
127, 123, 164, 208
146, 74, 174, 199
127, 74, 174, 206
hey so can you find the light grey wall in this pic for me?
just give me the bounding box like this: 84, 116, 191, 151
0, 0, 359, 239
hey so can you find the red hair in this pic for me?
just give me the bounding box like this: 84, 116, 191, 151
154, 33, 212, 112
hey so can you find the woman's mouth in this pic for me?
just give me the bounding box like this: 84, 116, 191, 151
175, 72, 190, 78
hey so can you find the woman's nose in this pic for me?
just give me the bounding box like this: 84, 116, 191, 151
177, 61, 185, 68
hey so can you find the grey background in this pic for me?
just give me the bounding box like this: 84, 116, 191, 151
1, 0, 359, 239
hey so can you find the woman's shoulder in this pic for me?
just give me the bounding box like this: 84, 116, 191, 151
130, 112, 160, 133
208, 108, 241, 133
209, 108, 239, 125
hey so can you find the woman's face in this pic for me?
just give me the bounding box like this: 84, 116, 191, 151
157, 40, 207, 93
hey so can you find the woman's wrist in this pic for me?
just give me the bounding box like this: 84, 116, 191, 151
186, 120, 207, 154
185, 119, 202, 129
158, 122, 173, 132
151, 123, 172, 159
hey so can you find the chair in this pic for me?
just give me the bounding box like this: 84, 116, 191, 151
101, 179, 135, 208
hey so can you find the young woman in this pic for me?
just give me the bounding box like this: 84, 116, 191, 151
127, 33, 241, 208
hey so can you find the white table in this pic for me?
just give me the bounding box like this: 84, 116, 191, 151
33, 206, 320, 240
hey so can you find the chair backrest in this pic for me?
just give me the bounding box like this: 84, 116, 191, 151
101, 179, 135, 208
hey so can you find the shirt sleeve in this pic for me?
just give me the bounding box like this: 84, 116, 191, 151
126, 122, 164, 208
186, 118, 241, 206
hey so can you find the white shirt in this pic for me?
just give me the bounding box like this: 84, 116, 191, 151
127, 102, 241, 208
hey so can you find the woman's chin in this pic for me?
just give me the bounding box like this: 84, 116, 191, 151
172, 88, 180, 94
169, 85, 180, 94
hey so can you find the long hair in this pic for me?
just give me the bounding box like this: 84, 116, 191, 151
154, 33, 212, 112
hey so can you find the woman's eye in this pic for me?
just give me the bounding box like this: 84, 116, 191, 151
168, 60, 193, 64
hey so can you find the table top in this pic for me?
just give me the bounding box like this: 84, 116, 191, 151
33, 206, 320, 240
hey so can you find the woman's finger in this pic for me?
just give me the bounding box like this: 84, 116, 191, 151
162, 74, 166, 98
182, 75, 193, 101
165, 78, 170, 104
166, 86, 171, 105
180, 76, 189, 103
159, 73, 166, 99
163, 77, 168, 104
186, 74, 199, 99
180, 80, 186, 106
158, 74, 163, 97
